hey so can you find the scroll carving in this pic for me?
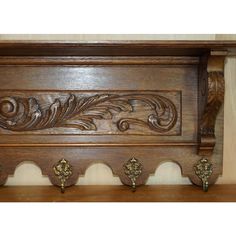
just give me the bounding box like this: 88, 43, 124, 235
0, 93, 178, 133
198, 53, 226, 156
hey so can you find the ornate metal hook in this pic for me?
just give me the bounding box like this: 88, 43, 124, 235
53, 159, 72, 193
194, 158, 213, 192
124, 157, 142, 192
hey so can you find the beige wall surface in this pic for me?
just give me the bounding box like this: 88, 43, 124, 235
0, 34, 216, 40
1, 34, 236, 185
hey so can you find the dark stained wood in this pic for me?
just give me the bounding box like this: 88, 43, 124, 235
0, 185, 235, 202
0, 40, 235, 192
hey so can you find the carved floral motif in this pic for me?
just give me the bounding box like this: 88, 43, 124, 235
200, 71, 224, 136
199, 70, 225, 155
0, 93, 178, 133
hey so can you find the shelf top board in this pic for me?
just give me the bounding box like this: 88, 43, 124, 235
0, 40, 236, 56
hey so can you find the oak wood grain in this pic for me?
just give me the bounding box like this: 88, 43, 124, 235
0, 185, 235, 202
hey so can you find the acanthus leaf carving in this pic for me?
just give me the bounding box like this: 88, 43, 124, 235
198, 53, 226, 156
200, 71, 224, 136
0, 93, 178, 133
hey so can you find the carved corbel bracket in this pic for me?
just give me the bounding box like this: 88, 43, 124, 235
198, 51, 227, 156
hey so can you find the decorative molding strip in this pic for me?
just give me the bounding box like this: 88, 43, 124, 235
0, 56, 199, 65
0, 142, 197, 147
0, 93, 178, 134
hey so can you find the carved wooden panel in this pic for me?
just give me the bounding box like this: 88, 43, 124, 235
0, 41, 234, 194
0, 91, 181, 135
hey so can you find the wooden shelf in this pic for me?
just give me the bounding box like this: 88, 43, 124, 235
1, 41, 236, 193
0, 185, 235, 202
